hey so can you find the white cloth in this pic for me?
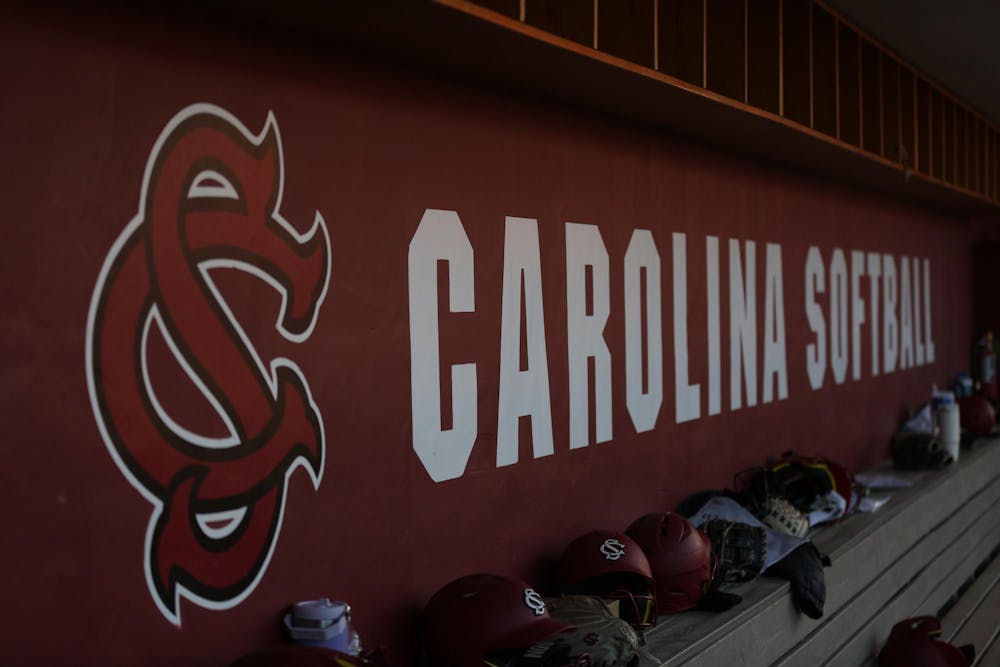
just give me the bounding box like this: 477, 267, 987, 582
806, 490, 847, 526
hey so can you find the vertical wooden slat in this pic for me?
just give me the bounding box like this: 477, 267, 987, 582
981, 120, 987, 195
470, 0, 521, 18
952, 100, 959, 185
994, 130, 999, 201
779, 0, 784, 116
653, 0, 659, 70
912, 75, 919, 172
834, 17, 840, 139
938, 89, 946, 180
881, 56, 899, 162
857, 33, 863, 146
597, 0, 655, 66
657, 0, 705, 84
811, 5, 836, 136
926, 85, 932, 176
979, 118, 985, 194
992, 129, 996, 200
899, 67, 914, 168
879, 50, 884, 157
977, 117, 981, 193
989, 129, 994, 199
860, 38, 880, 154
930, 87, 944, 181
744, 0, 749, 103
897, 65, 903, 164
701, 0, 708, 88
957, 108, 966, 189
915, 78, 929, 175
837, 22, 860, 146
524, 0, 595, 47
706, 0, 746, 100
984, 122, 990, 197
809, 0, 813, 128
593, 0, 598, 48
747, 0, 780, 114
965, 109, 970, 190
973, 117, 980, 193
780, 0, 810, 126
992, 129, 997, 200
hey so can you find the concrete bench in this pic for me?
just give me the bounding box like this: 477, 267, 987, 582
635, 436, 1000, 666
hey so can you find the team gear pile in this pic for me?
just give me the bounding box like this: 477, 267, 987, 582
768, 453, 859, 518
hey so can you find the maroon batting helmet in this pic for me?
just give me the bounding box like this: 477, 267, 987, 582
422, 573, 574, 666
626, 512, 713, 613
959, 394, 996, 439
555, 529, 657, 628
877, 617, 972, 667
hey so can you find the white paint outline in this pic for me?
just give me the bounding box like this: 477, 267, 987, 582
187, 169, 239, 200
85, 103, 331, 626
142, 306, 240, 449
196, 507, 249, 540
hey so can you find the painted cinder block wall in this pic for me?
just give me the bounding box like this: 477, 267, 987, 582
0, 4, 981, 665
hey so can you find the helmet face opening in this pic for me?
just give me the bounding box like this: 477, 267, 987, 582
562, 572, 656, 629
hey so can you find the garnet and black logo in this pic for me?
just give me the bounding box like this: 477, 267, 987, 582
85, 104, 331, 624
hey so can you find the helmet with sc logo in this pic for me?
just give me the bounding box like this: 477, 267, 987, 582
555, 530, 657, 629
422, 573, 575, 666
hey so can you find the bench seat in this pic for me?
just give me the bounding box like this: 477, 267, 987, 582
636, 436, 1000, 667
941, 547, 1000, 665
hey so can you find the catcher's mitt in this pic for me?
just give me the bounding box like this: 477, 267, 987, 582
702, 520, 767, 583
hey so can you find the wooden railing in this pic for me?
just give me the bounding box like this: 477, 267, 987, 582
439, 0, 1000, 208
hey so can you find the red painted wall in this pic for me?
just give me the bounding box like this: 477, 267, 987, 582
0, 4, 979, 665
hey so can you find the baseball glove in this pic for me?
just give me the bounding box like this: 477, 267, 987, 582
702, 520, 768, 583
754, 494, 810, 537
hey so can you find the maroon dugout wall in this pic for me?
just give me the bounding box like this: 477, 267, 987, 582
0, 4, 978, 665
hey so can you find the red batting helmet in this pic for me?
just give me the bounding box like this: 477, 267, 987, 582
626, 513, 713, 613
877, 616, 972, 667
422, 573, 574, 666
555, 529, 657, 628
959, 394, 996, 439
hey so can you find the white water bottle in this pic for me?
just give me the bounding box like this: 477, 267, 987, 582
935, 392, 961, 462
